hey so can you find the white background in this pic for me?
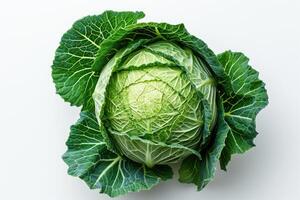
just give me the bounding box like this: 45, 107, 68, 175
1, 0, 299, 199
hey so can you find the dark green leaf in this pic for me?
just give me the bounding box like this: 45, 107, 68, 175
82, 151, 173, 197
217, 51, 268, 170
63, 111, 173, 197
52, 11, 144, 110
63, 111, 107, 176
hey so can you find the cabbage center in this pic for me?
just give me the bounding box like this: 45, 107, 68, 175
105, 65, 203, 147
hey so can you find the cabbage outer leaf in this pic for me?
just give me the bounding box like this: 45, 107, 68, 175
217, 51, 268, 170
52, 11, 144, 110
63, 111, 173, 197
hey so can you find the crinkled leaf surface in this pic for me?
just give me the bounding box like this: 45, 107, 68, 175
92, 38, 153, 153
63, 111, 173, 197
217, 51, 268, 170
52, 11, 144, 110
110, 131, 201, 167
142, 41, 217, 146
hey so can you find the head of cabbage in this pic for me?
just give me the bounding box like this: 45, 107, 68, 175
52, 11, 268, 197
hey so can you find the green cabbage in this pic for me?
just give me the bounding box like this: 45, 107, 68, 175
52, 11, 268, 197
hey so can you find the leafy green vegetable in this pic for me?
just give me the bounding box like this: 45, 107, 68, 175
52, 10, 268, 197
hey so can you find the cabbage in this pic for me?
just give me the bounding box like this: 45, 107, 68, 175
52, 11, 268, 197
